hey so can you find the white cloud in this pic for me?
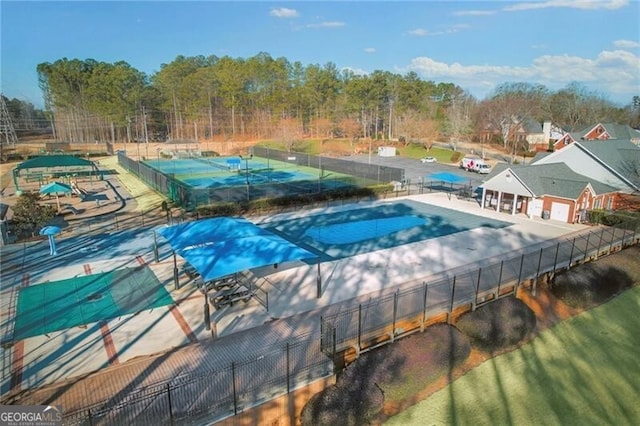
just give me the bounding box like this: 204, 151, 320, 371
270, 7, 299, 18
306, 21, 345, 28
342, 66, 368, 76
408, 28, 428, 36
405, 49, 638, 103
453, 10, 496, 16
364, 47, 376, 53
503, 0, 629, 12
613, 39, 640, 49
408, 24, 469, 37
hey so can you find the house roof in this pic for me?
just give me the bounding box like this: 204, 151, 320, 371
521, 118, 542, 134
576, 139, 640, 187
486, 163, 618, 200
576, 123, 640, 140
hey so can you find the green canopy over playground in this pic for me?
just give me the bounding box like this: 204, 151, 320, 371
12, 155, 98, 191
14, 154, 94, 170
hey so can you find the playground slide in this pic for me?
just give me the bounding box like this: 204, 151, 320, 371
71, 185, 88, 196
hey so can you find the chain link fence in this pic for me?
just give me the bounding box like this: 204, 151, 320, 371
117, 149, 404, 211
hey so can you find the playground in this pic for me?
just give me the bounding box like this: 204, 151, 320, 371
6, 155, 115, 218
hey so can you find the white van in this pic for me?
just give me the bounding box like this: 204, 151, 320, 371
460, 156, 491, 174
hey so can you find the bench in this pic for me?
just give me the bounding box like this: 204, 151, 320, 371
181, 263, 199, 279
210, 285, 254, 309
198, 274, 238, 293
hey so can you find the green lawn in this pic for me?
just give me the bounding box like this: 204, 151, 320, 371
386, 286, 640, 426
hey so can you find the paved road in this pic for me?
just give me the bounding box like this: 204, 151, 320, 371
347, 153, 486, 187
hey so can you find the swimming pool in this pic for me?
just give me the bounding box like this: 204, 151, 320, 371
266, 200, 512, 261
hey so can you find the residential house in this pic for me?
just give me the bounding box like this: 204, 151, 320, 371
478, 118, 565, 152
479, 139, 639, 223
480, 163, 619, 223
552, 122, 640, 151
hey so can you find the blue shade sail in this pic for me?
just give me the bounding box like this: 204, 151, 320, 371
158, 217, 317, 282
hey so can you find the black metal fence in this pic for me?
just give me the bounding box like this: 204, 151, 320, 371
117, 149, 404, 211
320, 221, 640, 358
63, 332, 332, 425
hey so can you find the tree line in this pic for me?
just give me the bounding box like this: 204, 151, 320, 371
31, 53, 640, 150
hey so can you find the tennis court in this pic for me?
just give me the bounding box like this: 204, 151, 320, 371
13, 266, 173, 340
144, 155, 354, 189
266, 199, 512, 261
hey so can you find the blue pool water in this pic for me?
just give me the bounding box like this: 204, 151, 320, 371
266, 200, 511, 261
303, 215, 427, 244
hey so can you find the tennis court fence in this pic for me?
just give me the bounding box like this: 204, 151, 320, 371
117, 149, 404, 210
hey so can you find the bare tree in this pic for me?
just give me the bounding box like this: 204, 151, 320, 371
477, 82, 547, 155
395, 111, 438, 147
276, 117, 302, 152
444, 91, 476, 144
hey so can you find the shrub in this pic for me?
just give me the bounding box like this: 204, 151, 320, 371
342, 324, 470, 404
550, 264, 633, 309
300, 381, 383, 426
455, 297, 536, 353
588, 209, 607, 224
195, 202, 240, 217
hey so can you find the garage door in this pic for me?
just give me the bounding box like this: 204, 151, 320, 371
550, 202, 570, 222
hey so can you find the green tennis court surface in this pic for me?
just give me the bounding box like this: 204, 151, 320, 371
14, 266, 173, 340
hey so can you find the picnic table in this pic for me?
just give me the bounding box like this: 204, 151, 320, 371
181, 263, 199, 279
209, 284, 254, 309
197, 274, 239, 293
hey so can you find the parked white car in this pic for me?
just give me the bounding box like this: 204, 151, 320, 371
476, 164, 492, 174
420, 156, 437, 163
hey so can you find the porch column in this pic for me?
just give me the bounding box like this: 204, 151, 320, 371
481, 187, 487, 210
496, 191, 502, 212
512, 195, 518, 215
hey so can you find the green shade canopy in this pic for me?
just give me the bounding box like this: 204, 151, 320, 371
15, 155, 93, 170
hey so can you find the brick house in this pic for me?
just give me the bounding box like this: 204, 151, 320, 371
552, 122, 640, 151
479, 139, 640, 223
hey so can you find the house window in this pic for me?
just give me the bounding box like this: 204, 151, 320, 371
594, 198, 601, 209
606, 196, 614, 210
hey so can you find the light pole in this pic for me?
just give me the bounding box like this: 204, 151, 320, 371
239, 154, 252, 200
266, 145, 270, 182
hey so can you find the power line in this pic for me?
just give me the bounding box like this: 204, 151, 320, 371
0, 94, 19, 147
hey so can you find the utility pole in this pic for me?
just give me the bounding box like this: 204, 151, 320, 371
0, 94, 19, 161
143, 105, 149, 159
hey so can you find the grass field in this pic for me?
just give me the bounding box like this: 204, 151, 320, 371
385, 285, 640, 426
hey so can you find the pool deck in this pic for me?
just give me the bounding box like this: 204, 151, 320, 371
0, 161, 589, 405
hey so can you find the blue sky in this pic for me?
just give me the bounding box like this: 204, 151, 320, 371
2, 0, 639, 108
